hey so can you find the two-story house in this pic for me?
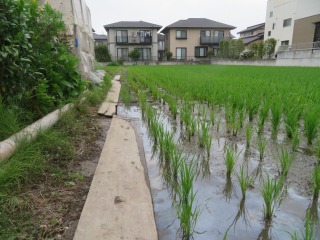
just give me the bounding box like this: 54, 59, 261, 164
104, 21, 162, 61
264, 0, 320, 51
161, 18, 235, 60
93, 33, 108, 47
238, 23, 265, 48
158, 34, 165, 61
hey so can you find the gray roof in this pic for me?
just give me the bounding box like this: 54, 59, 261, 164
161, 18, 236, 33
242, 33, 264, 45
237, 23, 265, 34
104, 21, 162, 31
93, 33, 108, 40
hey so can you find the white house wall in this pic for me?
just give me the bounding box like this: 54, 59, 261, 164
295, 0, 320, 19
264, 0, 297, 50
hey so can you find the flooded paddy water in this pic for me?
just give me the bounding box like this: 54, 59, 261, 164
118, 103, 319, 240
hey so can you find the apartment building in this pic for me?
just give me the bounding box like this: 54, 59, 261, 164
161, 18, 235, 60
104, 21, 162, 61
264, 0, 320, 51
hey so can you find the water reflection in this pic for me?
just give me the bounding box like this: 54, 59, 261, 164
223, 177, 234, 203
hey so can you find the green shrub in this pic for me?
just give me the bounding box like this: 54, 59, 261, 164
0, 0, 85, 118
95, 45, 111, 62
129, 48, 140, 61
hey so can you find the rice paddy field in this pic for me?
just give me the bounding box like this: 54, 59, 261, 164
117, 65, 320, 240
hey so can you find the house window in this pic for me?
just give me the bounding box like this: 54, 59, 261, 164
268, 31, 271, 36
176, 48, 187, 60
195, 47, 207, 58
176, 30, 187, 39
283, 18, 292, 27
139, 30, 152, 43
117, 48, 128, 60
214, 31, 224, 42
138, 48, 151, 60
269, 11, 273, 17
272, 23, 275, 30
116, 30, 128, 43
281, 40, 289, 46
200, 30, 211, 37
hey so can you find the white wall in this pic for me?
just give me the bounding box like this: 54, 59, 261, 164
264, 0, 297, 50
295, 0, 320, 19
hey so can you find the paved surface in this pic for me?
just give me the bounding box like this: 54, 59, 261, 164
73, 116, 157, 240
98, 74, 121, 117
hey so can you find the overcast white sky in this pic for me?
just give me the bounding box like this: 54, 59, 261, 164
85, 0, 267, 38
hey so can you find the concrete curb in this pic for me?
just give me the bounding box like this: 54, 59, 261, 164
0, 103, 73, 161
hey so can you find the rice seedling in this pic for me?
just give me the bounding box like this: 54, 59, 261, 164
231, 110, 240, 136
237, 165, 254, 199
246, 124, 253, 148
197, 120, 210, 148
258, 101, 269, 134
285, 107, 300, 139
216, 117, 222, 132
260, 175, 283, 220
258, 136, 268, 161
204, 134, 213, 157
119, 80, 131, 107
167, 96, 178, 120
287, 209, 317, 240
170, 149, 183, 181
224, 146, 238, 178
210, 109, 215, 126
276, 147, 294, 177
304, 108, 319, 145
292, 129, 300, 152
159, 130, 175, 164
247, 98, 259, 122
311, 165, 320, 200
271, 101, 282, 140
176, 159, 201, 239
238, 107, 245, 128
138, 91, 147, 116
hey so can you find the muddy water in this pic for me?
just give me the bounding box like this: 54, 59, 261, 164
117, 104, 319, 240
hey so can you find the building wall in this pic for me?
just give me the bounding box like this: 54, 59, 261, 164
264, 0, 297, 50
166, 28, 232, 59
265, 0, 320, 50
292, 14, 320, 45
107, 28, 158, 60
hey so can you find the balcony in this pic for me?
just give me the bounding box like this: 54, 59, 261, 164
200, 36, 225, 44
116, 36, 152, 45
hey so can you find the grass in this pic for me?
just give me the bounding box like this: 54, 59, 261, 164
0, 102, 22, 141
119, 79, 131, 107
0, 71, 114, 239
317, 140, 320, 165
197, 120, 210, 148
271, 101, 282, 139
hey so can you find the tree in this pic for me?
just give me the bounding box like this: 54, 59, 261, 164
264, 38, 277, 58
95, 45, 111, 62
129, 48, 140, 61
248, 40, 264, 59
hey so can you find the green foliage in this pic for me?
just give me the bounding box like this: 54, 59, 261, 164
264, 38, 277, 58
219, 40, 230, 58
228, 39, 245, 59
166, 51, 173, 60
248, 40, 265, 59
95, 45, 111, 62
0, 0, 85, 117
128, 48, 140, 61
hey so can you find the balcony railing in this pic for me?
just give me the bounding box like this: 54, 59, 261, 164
116, 36, 152, 45
278, 41, 320, 51
200, 36, 226, 44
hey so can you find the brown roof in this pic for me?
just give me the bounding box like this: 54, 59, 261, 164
161, 18, 236, 33
104, 21, 162, 31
